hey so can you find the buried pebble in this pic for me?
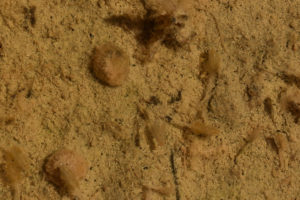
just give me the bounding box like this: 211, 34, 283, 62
44, 149, 88, 198
188, 120, 219, 137
92, 42, 130, 86
1, 146, 29, 200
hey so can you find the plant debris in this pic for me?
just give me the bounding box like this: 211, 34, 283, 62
274, 134, 289, 169
199, 49, 221, 79
188, 120, 219, 137
263, 97, 273, 119
105, 0, 192, 61
145, 120, 166, 150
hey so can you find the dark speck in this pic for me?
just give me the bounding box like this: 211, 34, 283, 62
26, 90, 32, 98
168, 90, 182, 104
165, 115, 172, 122
263, 97, 273, 118
147, 96, 161, 105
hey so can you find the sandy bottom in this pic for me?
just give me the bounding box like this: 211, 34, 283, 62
0, 0, 299, 199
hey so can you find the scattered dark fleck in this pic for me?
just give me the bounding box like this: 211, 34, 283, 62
114, 118, 124, 125
178, 14, 188, 20
286, 100, 300, 123
143, 166, 148, 170
26, 90, 32, 98
147, 96, 161, 105
104, 6, 186, 55
24, 6, 36, 27
0, 42, 3, 57
170, 150, 181, 200
137, 105, 149, 120
278, 72, 300, 89
168, 90, 182, 104
263, 97, 273, 118
105, 13, 176, 48
163, 33, 182, 49
5, 118, 14, 125
135, 132, 140, 147
29, 7, 36, 26
139, 13, 173, 46
165, 115, 172, 122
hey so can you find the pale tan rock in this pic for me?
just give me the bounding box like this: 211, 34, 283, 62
45, 149, 88, 196
92, 43, 130, 86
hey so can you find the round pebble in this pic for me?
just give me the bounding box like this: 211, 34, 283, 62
92, 43, 130, 86
45, 149, 88, 194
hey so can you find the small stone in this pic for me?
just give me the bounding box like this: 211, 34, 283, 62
45, 149, 88, 196
92, 43, 130, 86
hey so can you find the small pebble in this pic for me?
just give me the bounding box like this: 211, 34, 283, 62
45, 149, 88, 196
92, 43, 130, 86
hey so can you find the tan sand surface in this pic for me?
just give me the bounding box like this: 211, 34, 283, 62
0, 0, 299, 199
